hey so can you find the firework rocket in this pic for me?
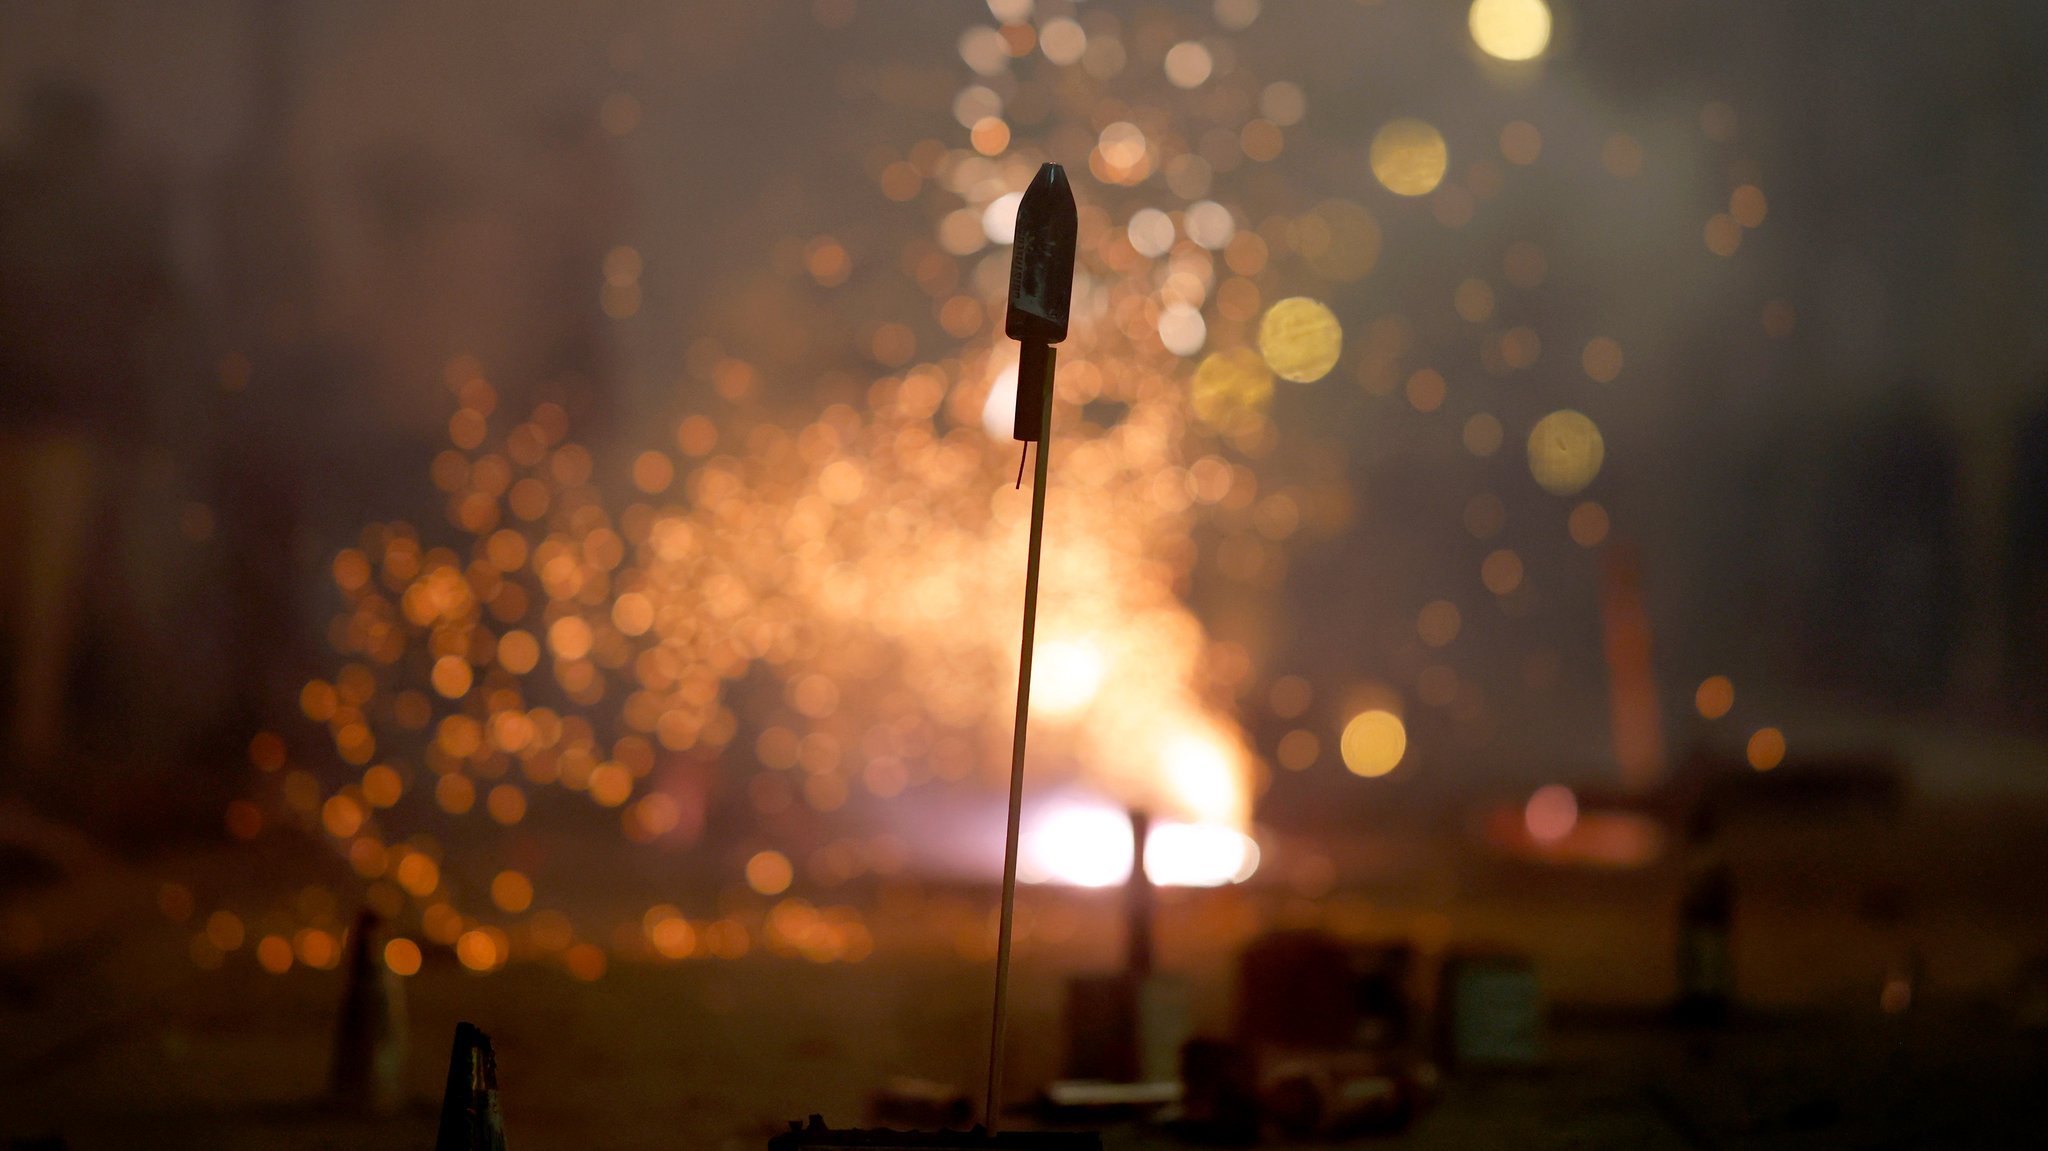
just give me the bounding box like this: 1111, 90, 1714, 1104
1006, 163, 1077, 442
984, 162, 1078, 1130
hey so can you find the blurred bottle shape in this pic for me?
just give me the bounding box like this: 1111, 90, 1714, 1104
1675, 807, 1734, 1026
332, 909, 408, 1115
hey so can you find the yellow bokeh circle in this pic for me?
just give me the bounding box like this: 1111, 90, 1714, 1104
1526, 409, 1605, 495
1469, 0, 1552, 62
1370, 119, 1448, 197
1258, 297, 1344, 383
1341, 709, 1407, 777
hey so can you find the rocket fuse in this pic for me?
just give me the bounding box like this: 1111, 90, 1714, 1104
1006, 163, 1077, 442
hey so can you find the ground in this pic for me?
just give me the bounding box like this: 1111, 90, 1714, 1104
3, 802, 2046, 1149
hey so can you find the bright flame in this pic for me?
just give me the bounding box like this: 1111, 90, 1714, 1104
1145, 821, 1259, 887
1034, 638, 1106, 718
1020, 801, 1132, 887
1160, 731, 1240, 825
1019, 796, 1260, 887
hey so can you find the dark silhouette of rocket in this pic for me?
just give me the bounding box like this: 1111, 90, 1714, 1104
1006, 163, 1077, 442
435, 1022, 509, 1151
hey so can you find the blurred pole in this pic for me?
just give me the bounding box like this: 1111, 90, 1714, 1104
1599, 541, 1666, 791
1125, 807, 1152, 979
1944, 0, 2026, 714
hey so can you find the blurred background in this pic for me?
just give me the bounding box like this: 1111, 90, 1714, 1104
2, 1, 2046, 1147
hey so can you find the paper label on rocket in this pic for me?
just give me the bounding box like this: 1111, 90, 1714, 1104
1006, 163, 1078, 344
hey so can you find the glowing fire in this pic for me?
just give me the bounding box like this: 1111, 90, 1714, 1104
300, 148, 1272, 914
598, 298, 1259, 831
1019, 797, 1259, 889
1031, 638, 1105, 719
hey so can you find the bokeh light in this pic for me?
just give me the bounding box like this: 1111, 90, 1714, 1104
1483, 535, 1527, 582
746, 850, 794, 896
1257, 297, 1343, 382
1369, 118, 1448, 197
1163, 41, 1214, 89
1527, 410, 1606, 495
1567, 501, 1611, 547
1417, 599, 1463, 648
1524, 784, 1577, 843
456, 928, 505, 973
383, 937, 423, 976
1747, 726, 1786, 771
1468, 0, 1553, 62
1340, 710, 1407, 777
205, 910, 244, 952
294, 928, 338, 969
256, 934, 293, 974
490, 869, 534, 913
1582, 337, 1624, 383
1276, 729, 1319, 771
1695, 675, 1735, 719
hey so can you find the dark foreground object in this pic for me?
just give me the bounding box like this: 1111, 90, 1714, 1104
770, 1115, 1099, 1151
436, 1022, 508, 1151
330, 909, 406, 1115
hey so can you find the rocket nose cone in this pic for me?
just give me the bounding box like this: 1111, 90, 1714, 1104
1007, 163, 1079, 343
1017, 162, 1074, 223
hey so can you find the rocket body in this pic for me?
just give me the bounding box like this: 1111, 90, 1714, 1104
1006, 163, 1077, 441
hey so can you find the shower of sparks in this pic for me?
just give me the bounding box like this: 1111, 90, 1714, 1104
330, 304, 1254, 831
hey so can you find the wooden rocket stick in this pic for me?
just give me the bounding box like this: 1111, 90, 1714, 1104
985, 344, 1054, 1131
